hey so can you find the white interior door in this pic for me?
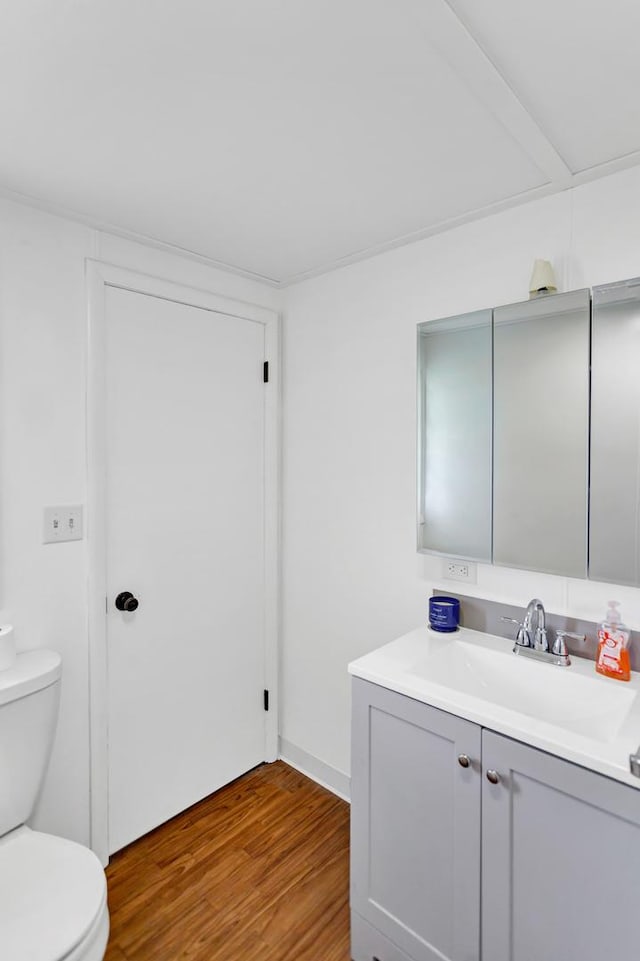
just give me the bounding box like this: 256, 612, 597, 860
104, 284, 266, 854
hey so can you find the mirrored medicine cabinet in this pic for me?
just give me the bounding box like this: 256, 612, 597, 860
417, 277, 640, 585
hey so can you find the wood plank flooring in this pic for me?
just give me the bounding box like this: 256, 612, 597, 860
104, 761, 351, 961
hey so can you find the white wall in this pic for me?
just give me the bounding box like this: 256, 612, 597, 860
0, 197, 281, 845
281, 165, 640, 787
4, 161, 640, 838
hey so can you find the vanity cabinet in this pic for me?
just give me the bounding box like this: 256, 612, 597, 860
482, 730, 640, 961
351, 678, 640, 961
350, 678, 481, 961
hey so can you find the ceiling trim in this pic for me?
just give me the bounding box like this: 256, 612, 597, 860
406, 0, 573, 187
5, 154, 640, 291
0, 183, 281, 288
282, 181, 559, 286
570, 148, 640, 187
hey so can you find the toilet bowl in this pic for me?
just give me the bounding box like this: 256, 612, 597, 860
0, 650, 109, 960
0, 827, 108, 961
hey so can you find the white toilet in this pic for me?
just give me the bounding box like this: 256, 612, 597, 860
0, 650, 109, 960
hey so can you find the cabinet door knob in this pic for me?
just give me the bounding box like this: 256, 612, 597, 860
486, 769, 500, 785
458, 754, 471, 768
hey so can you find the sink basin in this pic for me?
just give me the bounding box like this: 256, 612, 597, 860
349, 624, 640, 788
409, 639, 636, 743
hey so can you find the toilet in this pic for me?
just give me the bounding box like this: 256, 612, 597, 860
0, 650, 109, 960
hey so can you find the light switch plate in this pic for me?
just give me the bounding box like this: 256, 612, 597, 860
43, 505, 84, 543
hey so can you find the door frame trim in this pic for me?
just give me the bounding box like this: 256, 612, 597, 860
86, 259, 281, 865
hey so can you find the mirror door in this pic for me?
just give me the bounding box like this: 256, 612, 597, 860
493, 289, 590, 577
417, 310, 492, 561
590, 278, 640, 585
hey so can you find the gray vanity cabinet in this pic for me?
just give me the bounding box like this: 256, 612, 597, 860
350, 678, 482, 961
482, 730, 640, 961
351, 679, 640, 961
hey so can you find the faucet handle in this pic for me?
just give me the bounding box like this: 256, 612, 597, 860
501, 616, 532, 648
552, 630, 586, 657
534, 626, 549, 653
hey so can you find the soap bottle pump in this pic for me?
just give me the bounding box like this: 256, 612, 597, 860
596, 601, 631, 681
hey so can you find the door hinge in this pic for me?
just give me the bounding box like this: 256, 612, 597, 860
263, 361, 269, 383
263, 689, 269, 711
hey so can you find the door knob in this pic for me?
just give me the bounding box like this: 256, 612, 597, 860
115, 591, 139, 612
486, 769, 500, 785
457, 754, 471, 768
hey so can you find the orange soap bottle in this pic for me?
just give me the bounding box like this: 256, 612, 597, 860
596, 601, 631, 681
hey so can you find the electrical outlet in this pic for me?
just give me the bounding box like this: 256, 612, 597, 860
43, 505, 84, 544
443, 558, 477, 583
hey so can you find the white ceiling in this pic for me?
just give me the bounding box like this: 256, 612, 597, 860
0, 0, 638, 285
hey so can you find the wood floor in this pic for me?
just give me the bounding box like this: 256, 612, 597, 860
104, 761, 351, 961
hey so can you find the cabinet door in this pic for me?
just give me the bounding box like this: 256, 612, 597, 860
351, 678, 481, 961
482, 730, 640, 961
590, 278, 640, 585
417, 310, 492, 562
493, 289, 590, 577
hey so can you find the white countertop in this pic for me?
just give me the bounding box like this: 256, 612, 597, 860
349, 624, 640, 790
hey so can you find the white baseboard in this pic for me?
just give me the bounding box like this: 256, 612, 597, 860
278, 737, 351, 803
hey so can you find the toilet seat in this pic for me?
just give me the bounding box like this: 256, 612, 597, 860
60, 898, 109, 961
0, 826, 108, 961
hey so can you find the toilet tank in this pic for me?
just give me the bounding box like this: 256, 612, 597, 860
0, 650, 62, 837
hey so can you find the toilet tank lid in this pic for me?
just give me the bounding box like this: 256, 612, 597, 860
0, 650, 61, 706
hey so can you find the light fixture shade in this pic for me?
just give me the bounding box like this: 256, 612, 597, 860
529, 259, 557, 297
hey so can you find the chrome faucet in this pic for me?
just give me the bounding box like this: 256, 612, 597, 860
527, 598, 549, 652
502, 598, 585, 667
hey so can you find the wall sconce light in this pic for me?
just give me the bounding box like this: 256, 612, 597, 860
529, 259, 558, 298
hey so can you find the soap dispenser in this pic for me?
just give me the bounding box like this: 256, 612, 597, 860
596, 601, 631, 681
